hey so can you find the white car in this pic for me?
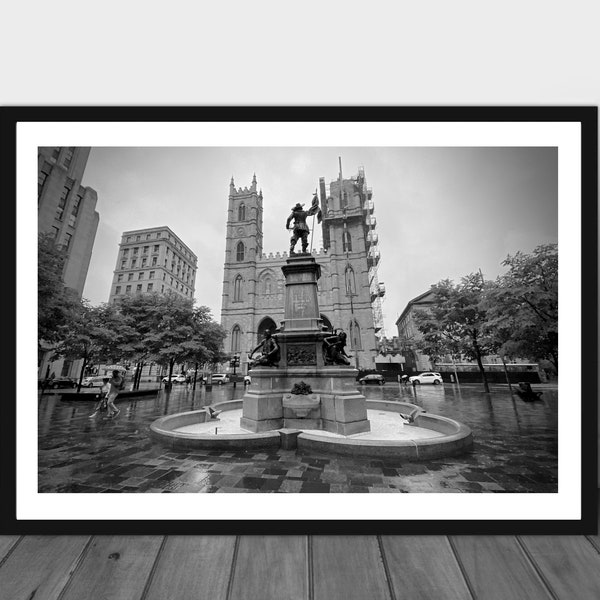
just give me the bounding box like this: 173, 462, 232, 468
409, 372, 443, 385
162, 374, 187, 384
82, 375, 107, 387
210, 373, 230, 384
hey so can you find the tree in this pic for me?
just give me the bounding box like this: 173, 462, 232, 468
485, 244, 558, 370
51, 302, 124, 391
38, 232, 81, 350
414, 274, 496, 392
116, 293, 226, 391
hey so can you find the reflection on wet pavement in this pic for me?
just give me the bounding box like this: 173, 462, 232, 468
38, 382, 558, 493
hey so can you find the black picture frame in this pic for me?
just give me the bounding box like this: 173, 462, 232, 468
4, 106, 597, 535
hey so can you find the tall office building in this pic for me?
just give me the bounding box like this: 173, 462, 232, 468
38, 147, 99, 381
108, 226, 197, 303
38, 147, 99, 297
220, 166, 385, 373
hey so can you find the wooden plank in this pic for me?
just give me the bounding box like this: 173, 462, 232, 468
518, 534, 600, 599
60, 535, 164, 600
0, 535, 90, 600
0, 536, 21, 563
381, 536, 471, 599
450, 536, 552, 600
145, 536, 236, 600
312, 536, 391, 600
230, 536, 308, 600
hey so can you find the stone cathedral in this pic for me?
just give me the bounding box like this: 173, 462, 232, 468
220, 166, 385, 374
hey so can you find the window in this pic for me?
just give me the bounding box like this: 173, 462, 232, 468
51, 226, 60, 239
236, 241, 245, 262
152, 256, 157, 266
136, 284, 142, 293
231, 325, 241, 353
263, 276, 273, 295
52, 148, 60, 160
56, 186, 70, 220
38, 162, 52, 197
163, 273, 166, 280
345, 265, 356, 295
62, 233, 72, 251
233, 275, 243, 302
128, 273, 134, 281
142, 257, 147, 266
115, 286, 121, 295
117, 274, 123, 282
146, 234, 151, 240
161, 285, 165, 293
238, 203, 246, 221
131, 259, 137, 268
147, 283, 153, 292
170, 277, 173, 285
121, 260, 127, 269
149, 271, 155, 279
153, 245, 159, 253
62, 147, 74, 169
143, 246, 149, 254
349, 320, 362, 351
133, 247, 139, 255
139, 272, 144, 280
123, 249, 129, 257
342, 231, 352, 252
136, 235, 140, 241
126, 285, 132, 294
343, 191, 348, 207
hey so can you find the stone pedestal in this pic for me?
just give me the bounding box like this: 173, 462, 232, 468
240, 253, 370, 435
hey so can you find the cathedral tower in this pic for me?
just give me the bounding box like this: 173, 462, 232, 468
220, 175, 264, 363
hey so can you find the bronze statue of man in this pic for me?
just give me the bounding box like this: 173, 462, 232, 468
323, 328, 352, 366
285, 193, 322, 254
249, 329, 280, 367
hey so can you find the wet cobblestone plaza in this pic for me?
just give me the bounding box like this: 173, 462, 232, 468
38, 383, 558, 494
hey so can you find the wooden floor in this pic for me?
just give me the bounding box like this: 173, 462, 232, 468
1, 496, 598, 599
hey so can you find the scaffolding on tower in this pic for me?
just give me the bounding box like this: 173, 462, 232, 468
357, 166, 386, 338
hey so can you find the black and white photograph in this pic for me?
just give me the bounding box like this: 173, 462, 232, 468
8, 109, 596, 536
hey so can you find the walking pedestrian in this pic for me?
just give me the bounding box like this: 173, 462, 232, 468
89, 378, 110, 417
106, 370, 125, 418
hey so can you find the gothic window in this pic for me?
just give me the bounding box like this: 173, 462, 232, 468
238, 203, 246, 221
343, 191, 349, 207
231, 325, 241, 353
342, 231, 352, 252
345, 265, 356, 295
233, 275, 243, 302
263, 275, 273, 295
236, 241, 245, 261
349, 320, 362, 351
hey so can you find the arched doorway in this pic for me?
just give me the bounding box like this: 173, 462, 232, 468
257, 316, 278, 345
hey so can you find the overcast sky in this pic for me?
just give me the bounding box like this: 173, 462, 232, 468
81, 147, 557, 337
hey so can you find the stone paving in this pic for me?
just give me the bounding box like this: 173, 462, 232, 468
38, 382, 558, 494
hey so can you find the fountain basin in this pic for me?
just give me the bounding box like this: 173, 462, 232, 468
149, 399, 473, 460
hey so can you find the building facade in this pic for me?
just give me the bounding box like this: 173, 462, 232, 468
38, 147, 99, 380
38, 147, 99, 297
108, 226, 197, 303
220, 167, 385, 373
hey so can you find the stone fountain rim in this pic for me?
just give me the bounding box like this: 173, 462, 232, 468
148, 399, 473, 459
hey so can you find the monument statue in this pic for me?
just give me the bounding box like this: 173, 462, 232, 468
285, 193, 322, 255
248, 329, 280, 367
323, 328, 352, 366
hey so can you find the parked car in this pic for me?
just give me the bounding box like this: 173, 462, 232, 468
82, 375, 107, 388
358, 373, 385, 386
162, 374, 187, 384
244, 375, 251, 385
210, 373, 230, 385
409, 372, 443, 385
46, 376, 77, 389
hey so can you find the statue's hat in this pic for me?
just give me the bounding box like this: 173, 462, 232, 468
292, 203, 304, 210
